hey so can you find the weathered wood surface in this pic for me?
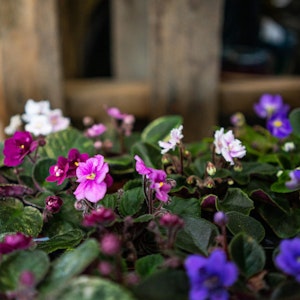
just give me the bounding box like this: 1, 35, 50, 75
0, 0, 63, 124
111, 0, 149, 80
148, 0, 224, 140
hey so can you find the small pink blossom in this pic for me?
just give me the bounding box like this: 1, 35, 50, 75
48, 109, 70, 132
148, 169, 172, 202
86, 123, 107, 138
74, 155, 112, 203
134, 155, 153, 176
106, 107, 124, 119
46, 156, 69, 185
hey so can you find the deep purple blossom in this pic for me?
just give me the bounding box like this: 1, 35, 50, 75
45, 195, 63, 213
286, 169, 300, 190
275, 237, 300, 282
254, 94, 289, 119
46, 156, 69, 185
74, 154, 112, 203
267, 114, 292, 139
185, 250, 238, 300
3, 131, 38, 167
148, 169, 172, 202
82, 207, 116, 227
0, 232, 32, 254
67, 148, 89, 177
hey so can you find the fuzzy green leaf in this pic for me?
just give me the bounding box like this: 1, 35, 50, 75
289, 107, 300, 138
118, 187, 145, 216
135, 254, 164, 279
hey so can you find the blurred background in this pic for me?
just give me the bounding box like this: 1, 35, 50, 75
0, 0, 300, 140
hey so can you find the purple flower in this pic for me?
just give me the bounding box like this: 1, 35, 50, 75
46, 156, 69, 185
148, 169, 172, 202
185, 250, 238, 300
67, 148, 89, 177
74, 154, 111, 203
254, 94, 289, 119
267, 114, 292, 139
286, 169, 300, 190
275, 237, 300, 282
86, 123, 107, 138
134, 155, 153, 176
3, 131, 38, 167
0, 232, 32, 254
82, 207, 116, 227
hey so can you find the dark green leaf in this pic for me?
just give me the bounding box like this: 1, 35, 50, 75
229, 232, 265, 279
289, 107, 300, 138
118, 187, 145, 216
105, 155, 134, 175
135, 254, 164, 279
167, 196, 201, 218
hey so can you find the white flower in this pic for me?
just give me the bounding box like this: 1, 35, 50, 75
4, 114, 22, 135
25, 115, 52, 136
48, 109, 70, 132
158, 125, 184, 154
282, 142, 295, 152
22, 99, 50, 122
214, 128, 246, 165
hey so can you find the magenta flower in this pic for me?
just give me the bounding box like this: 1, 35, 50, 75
67, 148, 89, 177
275, 237, 300, 282
74, 154, 112, 203
0, 232, 32, 254
86, 123, 107, 138
267, 114, 292, 139
106, 107, 125, 120
185, 250, 238, 300
82, 207, 116, 227
148, 169, 172, 202
254, 94, 289, 119
3, 131, 38, 167
46, 156, 69, 185
134, 155, 153, 176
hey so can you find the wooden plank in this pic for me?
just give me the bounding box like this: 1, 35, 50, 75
148, 0, 224, 141
111, 0, 149, 80
219, 76, 300, 116
0, 0, 63, 120
64, 79, 151, 122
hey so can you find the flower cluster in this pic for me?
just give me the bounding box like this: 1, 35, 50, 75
185, 249, 238, 300
254, 94, 292, 139
47, 148, 89, 185
213, 128, 246, 165
5, 99, 70, 136
134, 155, 172, 202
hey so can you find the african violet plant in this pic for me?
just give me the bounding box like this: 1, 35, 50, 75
1, 95, 300, 300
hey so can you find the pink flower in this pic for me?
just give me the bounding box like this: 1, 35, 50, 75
134, 155, 153, 176
86, 123, 107, 138
74, 155, 112, 203
148, 169, 172, 202
46, 156, 69, 185
82, 207, 116, 227
214, 128, 246, 165
106, 107, 124, 120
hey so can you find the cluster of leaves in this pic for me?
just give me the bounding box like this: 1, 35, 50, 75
1, 108, 300, 300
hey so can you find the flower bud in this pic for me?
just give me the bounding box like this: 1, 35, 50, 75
214, 211, 228, 227
19, 270, 35, 287
230, 112, 245, 127
45, 195, 63, 213
100, 233, 121, 256
82, 207, 116, 227
204, 177, 215, 189
159, 213, 184, 229
98, 261, 113, 276
206, 162, 216, 176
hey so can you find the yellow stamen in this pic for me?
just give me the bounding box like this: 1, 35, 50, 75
273, 120, 282, 128
74, 161, 79, 166
159, 182, 164, 188
20, 144, 25, 149
86, 173, 96, 180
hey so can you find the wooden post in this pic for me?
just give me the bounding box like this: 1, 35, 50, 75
148, 0, 223, 140
111, 0, 149, 80
0, 0, 63, 127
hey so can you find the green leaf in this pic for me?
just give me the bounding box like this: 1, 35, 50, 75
101, 193, 118, 209
135, 254, 164, 279
226, 211, 265, 242
216, 188, 254, 215
133, 269, 188, 300
176, 216, 218, 255
167, 196, 201, 218
258, 204, 300, 238
118, 187, 145, 216
39, 127, 95, 159
271, 280, 300, 300
229, 232, 265, 279
105, 155, 134, 175
0, 198, 43, 236
289, 107, 300, 138
40, 238, 100, 294
36, 229, 84, 253
0, 250, 50, 292
54, 276, 136, 300
141, 115, 183, 144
